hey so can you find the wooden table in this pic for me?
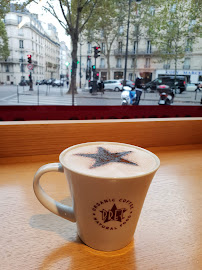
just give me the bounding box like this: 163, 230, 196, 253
0, 119, 202, 270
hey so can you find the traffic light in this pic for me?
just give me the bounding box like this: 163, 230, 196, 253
96, 72, 99, 79
92, 65, 96, 70
94, 46, 101, 58
65, 61, 69, 66
27, 55, 32, 63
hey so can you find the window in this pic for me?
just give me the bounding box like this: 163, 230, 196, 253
87, 42, 91, 53
147, 41, 152, 54
183, 58, 190, 69
19, 40, 24, 48
118, 42, 122, 53
5, 65, 9, 72
134, 41, 138, 54
131, 58, 137, 68
116, 58, 121, 68
145, 58, 150, 68
119, 26, 123, 34
185, 38, 193, 52
20, 63, 24, 73
18, 29, 23, 36
101, 43, 105, 54
129, 73, 133, 80
7, 75, 10, 81
17, 16, 22, 24
100, 58, 105, 68
100, 29, 104, 38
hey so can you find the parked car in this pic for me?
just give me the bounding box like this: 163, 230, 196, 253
46, 79, 55, 85
19, 80, 28, 86
119, 79, 135, 89
103, 80, 123, 91
36, 80, 43, 85
144, 76, 187, 94
52, 80, 64, 87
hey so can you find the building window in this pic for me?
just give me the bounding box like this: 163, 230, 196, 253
134, 41, 138, 53
100, 58, 105, 68
20, 64, 24, 72
87, 42, 91, 53
119, 25, 123, 34
183, 58, 190, 69
19, 40, 24, 48
147, 41, 151, 54
131, 58, 137, 68
185, 38, 193, 52
145, 58, 150, 68
116, 58, 121, 68
100, 29, 104, 38
129, 73, 133, 80
118, 42, 122, 53
17, 16, 22, 24
7, 75, 10, 81
5, 65, 9, 72
101, 43, 105, 54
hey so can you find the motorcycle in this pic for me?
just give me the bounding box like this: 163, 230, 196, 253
157, 84, 175, 105
121, 86, 136, 105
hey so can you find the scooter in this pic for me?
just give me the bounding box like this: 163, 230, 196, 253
157, 84, 175, 105
121, 86, 136, 105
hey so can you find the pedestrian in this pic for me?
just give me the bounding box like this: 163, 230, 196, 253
66, 80, 69, 88
134, 73, 144, 105
99, 78, 105, 94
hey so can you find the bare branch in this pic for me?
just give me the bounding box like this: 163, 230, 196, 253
59, 0, 71, 30
79, 0, 98, 33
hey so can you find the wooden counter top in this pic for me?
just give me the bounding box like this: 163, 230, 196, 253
0, 144, 201, 270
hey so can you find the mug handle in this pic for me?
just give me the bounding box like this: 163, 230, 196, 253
33, 163, 76, 222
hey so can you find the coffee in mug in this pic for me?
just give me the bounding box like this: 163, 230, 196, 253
33, 142, 160, 251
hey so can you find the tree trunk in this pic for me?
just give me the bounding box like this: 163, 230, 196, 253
68, 34, 78, 94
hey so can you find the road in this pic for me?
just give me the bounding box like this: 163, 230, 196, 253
0, 84, 201, 106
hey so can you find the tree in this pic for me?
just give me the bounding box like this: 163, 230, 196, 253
0, 0, 10, 59
84, 0, 127, 80
147, 0, 201, 83
0, 20, 9, 59
25, 0, 99, 94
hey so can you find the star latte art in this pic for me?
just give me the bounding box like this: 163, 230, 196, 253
62, 143, 157, 178
74, 147, 138, 169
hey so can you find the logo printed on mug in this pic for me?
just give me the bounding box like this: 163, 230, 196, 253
92, 198, 134, 230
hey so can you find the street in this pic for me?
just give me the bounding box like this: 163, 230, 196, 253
0, 84, 201, 106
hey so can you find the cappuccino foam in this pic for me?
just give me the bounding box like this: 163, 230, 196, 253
61, 142, 158, 178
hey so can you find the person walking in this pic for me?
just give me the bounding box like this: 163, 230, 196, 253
134, 73, 143, 105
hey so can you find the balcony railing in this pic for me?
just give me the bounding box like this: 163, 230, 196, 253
114, 49, 154, 56
116, 64, 122, 68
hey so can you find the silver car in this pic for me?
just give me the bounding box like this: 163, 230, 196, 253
103, 80, 123, 91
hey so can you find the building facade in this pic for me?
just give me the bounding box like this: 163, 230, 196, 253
60, 41, 71, 81
77, 8, 202, 87
0, 5, 60, 85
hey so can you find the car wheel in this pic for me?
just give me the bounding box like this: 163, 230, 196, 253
175, 88, 181, 94
114, 87, 120, 91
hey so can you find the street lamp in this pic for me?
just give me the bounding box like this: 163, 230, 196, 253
123, 0, 142, 86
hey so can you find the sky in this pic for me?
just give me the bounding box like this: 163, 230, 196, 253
26, 0, 71, 49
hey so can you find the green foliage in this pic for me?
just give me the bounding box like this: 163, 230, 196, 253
146, 0, 201, 64
0, 20, 10, 59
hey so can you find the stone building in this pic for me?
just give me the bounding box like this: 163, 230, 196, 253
60, 41, 71, 81
0, 5, 60, 85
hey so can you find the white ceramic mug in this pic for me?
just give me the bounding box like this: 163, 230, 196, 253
33, 142, 160, 251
